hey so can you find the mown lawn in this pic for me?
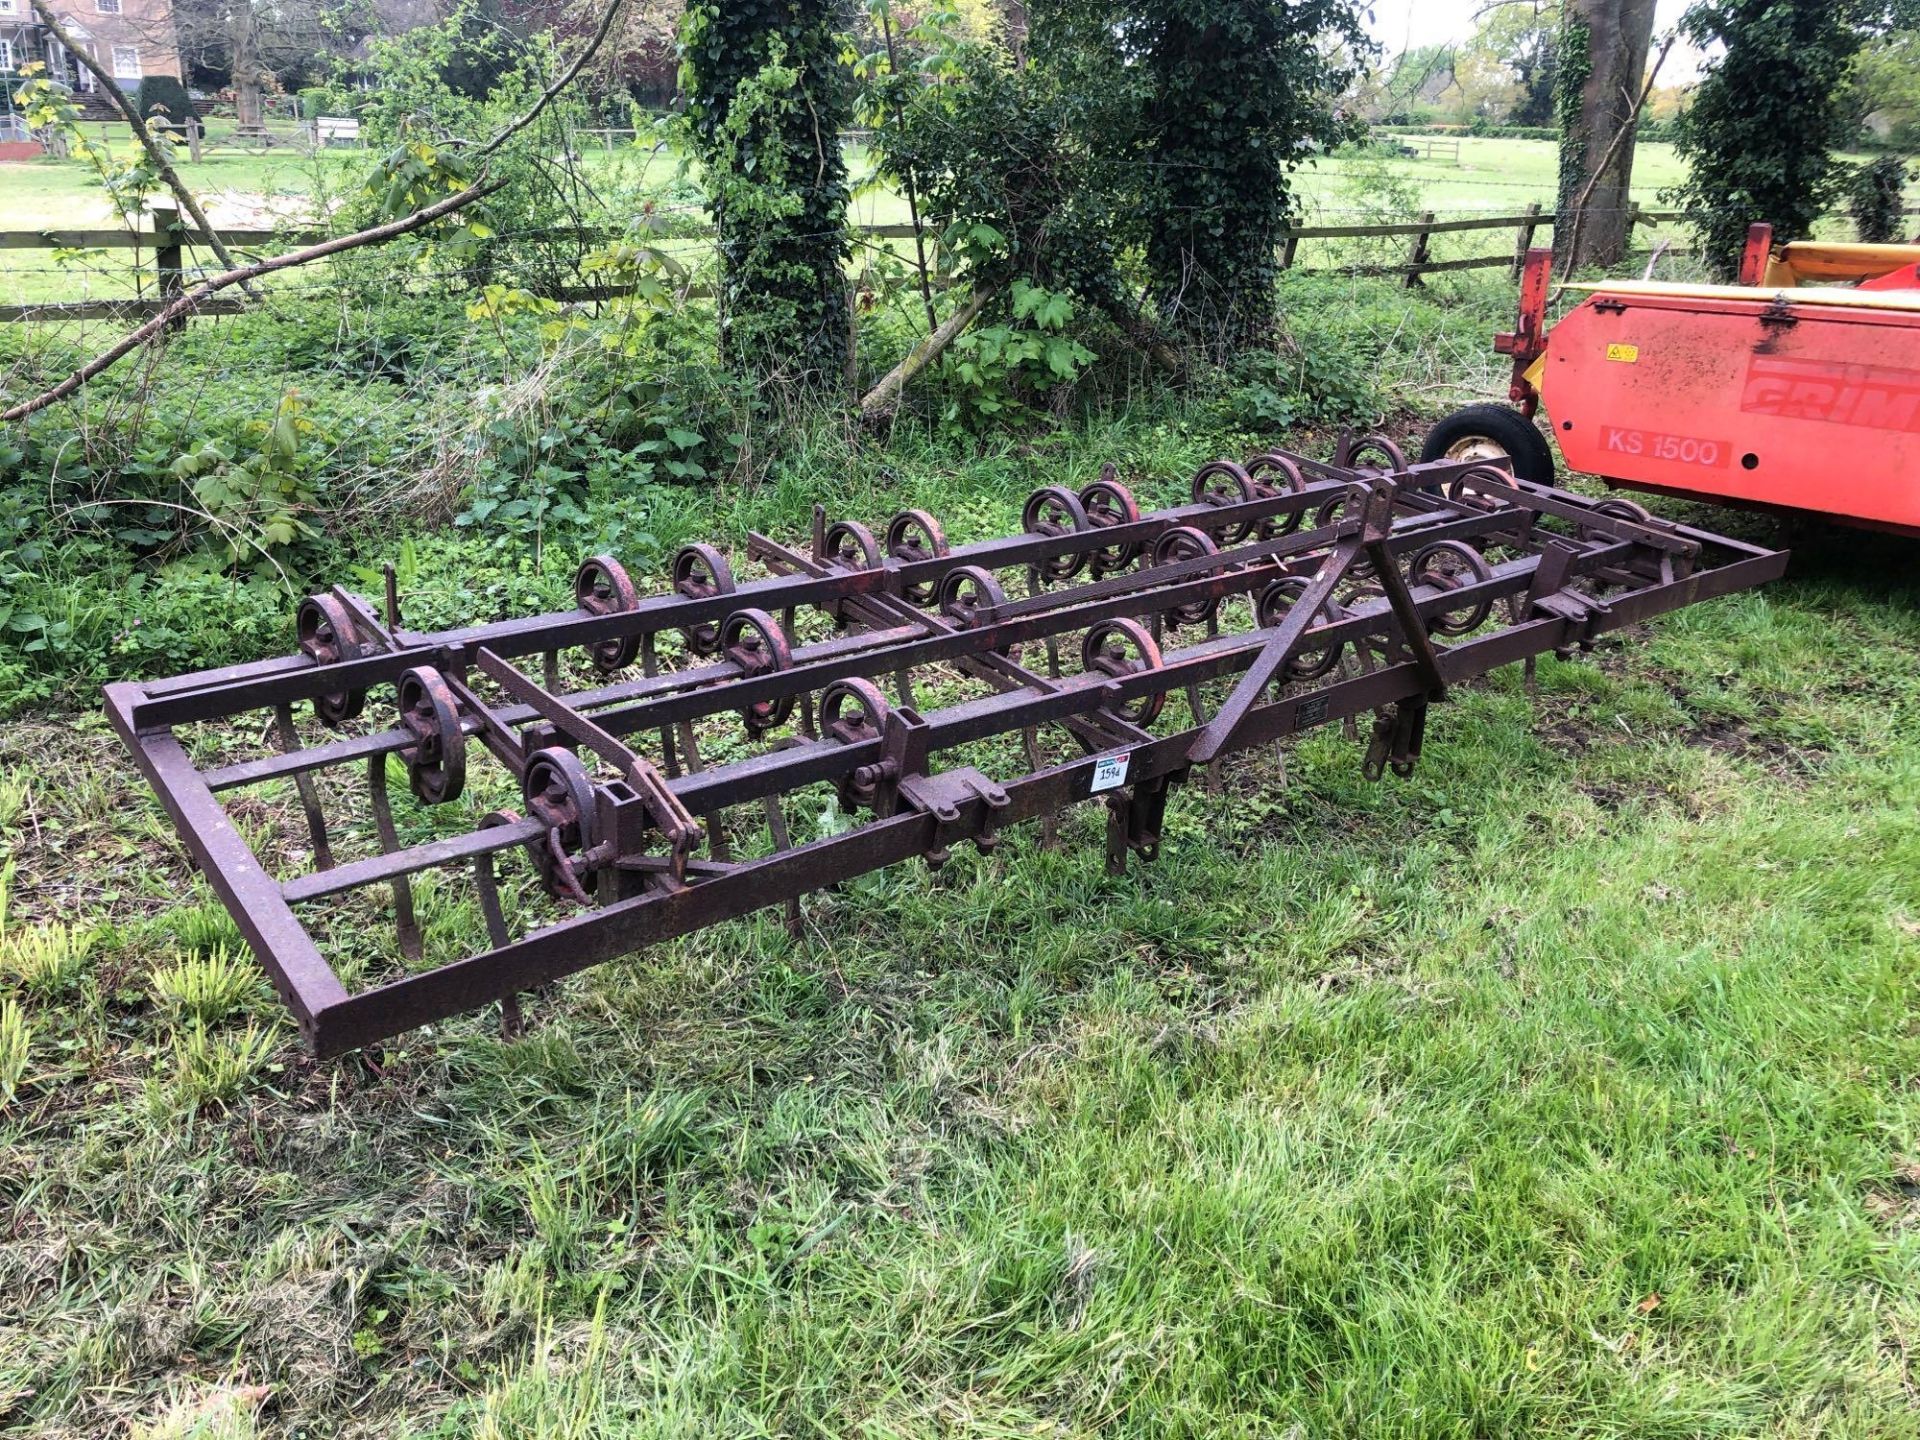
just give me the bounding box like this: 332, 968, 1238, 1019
3, 401, 1919, 1437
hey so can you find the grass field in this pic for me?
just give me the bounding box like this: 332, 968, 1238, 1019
0, 134, 1814, 309
5, 129, 1910, 313
5, 122, 1920, 1437
4, 387, 1920, 1435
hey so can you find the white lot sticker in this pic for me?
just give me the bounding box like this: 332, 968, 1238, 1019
1090, 753, 1131, 793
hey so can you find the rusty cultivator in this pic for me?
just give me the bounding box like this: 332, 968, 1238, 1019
107, 437, 1785, 1056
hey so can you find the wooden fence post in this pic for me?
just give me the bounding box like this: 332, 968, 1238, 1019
153, 205, 186, 333
1279, 230, 1298, 271
1404, 210, 1434, 289
1510, 201, 1541, 279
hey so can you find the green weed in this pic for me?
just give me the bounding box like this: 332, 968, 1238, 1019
0, 917, 94, 999
150, 947, 261, 1025
152, 1021, 279, 1110
0, 994, 29, 1108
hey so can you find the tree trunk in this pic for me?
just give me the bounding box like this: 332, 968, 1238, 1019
1555, 0, 1656, 270
233, 4, 266, 136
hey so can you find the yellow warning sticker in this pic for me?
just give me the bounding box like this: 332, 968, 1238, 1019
1605, 343, 1640, 363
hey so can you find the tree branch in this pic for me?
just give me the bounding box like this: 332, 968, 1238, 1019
859, 286, 996, 425
4, 179, 504, 422
478, 0, 628, 159
28, 0, 257, 295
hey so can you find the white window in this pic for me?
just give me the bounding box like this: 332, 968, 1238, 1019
0, 0, 18, 17
112, 45, 139, 79
0, 39, 14, 72
96, 0, 122, 12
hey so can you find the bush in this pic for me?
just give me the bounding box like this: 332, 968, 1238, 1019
1847, 155, 1913, 242
134, 75, 195, 127
297, 86, 354, 119
1668, 0, 1870, 276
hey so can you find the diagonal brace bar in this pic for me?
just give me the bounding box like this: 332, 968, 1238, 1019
1185, 486, 1375, 766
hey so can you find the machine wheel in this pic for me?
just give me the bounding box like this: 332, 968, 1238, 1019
1420, 404, 1555, 485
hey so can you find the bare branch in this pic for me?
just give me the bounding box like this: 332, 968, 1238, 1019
478, 0, 629, 159
4, 179, 504, 423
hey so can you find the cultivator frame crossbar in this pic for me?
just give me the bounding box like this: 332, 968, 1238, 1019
107, 437, 1786, 1056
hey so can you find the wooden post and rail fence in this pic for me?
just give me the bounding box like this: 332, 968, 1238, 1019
7, 202, 1906, 326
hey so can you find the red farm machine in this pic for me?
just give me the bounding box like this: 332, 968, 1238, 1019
1423, 224, 1920, 536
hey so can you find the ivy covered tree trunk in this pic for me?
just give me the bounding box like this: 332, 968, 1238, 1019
1554, 0, 1656, 270
1669, 0, 1871, 278
1136, 0, 1364, 355
681, 0, 854, 389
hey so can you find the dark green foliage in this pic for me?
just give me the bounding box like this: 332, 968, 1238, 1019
1847, 154, 1913, 241
907, 0, 1367, 356
438, 0, 522, 98
680, 0, 854, 388
1127, 0, 1368, 350
1511, 31, 1560, 129
871, 33, 1132, 315
296, 85, 356, 119
1668, 0, 1872, 276
134, 76, 195, 127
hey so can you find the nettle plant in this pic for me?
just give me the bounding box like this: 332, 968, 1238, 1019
168, 391, 325, 567
939, 278, 1094, 432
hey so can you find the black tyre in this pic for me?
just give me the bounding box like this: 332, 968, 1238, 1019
1419, 404, 1555, 484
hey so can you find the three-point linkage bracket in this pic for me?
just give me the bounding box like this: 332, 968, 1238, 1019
1185, 477, 1452, 769
869, 705, 1011, 866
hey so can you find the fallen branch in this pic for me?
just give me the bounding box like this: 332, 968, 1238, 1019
4, 179, 504, 423
858, 286, 996, 425
29, 0, 255, 294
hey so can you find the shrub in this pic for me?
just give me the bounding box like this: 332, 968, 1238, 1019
135, 75, 195, 127
1129, 0, 1369, 351
1669, 0, 1874, 276
1847, 155, 1913, 242
297, 85, 354, 119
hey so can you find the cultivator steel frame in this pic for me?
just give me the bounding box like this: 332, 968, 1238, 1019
107, 436, 1786, 1056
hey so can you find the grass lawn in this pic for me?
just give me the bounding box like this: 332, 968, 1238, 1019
3, 379, 1920, 1435
0, 131, 905, 306
2, 131, 1910, 310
